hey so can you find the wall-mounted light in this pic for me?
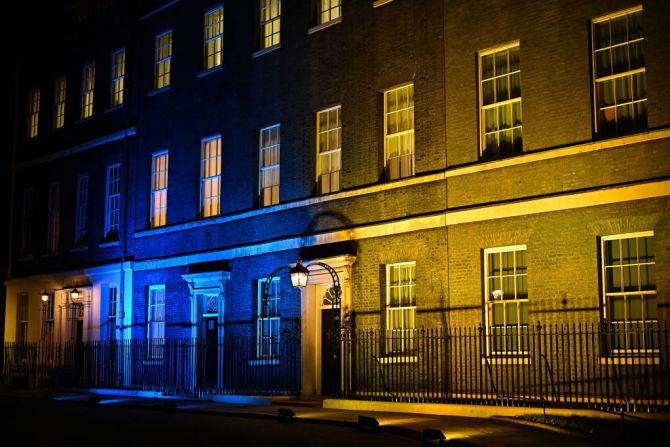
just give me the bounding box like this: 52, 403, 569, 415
41, 291, 50, 302
289, 258, 310, 289
71, 288, 81, 302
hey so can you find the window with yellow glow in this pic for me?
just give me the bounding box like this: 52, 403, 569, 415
200, 136, 222, 218
260, 0, 280, 49
80, 62, 95, 119
259, 125, 280, 206
384, 84, 414, 180
317, 106, 341, 194
28, 88, 40, 138
479, 43, 522, 158
110, 48, 125, 107
386, 262, 416, 353
154, 30, 172, 89
151, 151, 169, 228
204, 6, 224, 70
592, 7, 646, 136
54, 77, 66, 129
319, 0, 340, 24
484, 245, 528, 355
602, 232, 657, 351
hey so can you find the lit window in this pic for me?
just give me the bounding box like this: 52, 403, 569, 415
28, 88, 40, 138
592, 7, 646, 136
148, 285, 165, 357
602, 232, 657, 351
200, 136, 221, 218
154, 30, 172, 89
150, 151, 169, 228
110, 48, 126, 107
257, 277, 280, 358
484, 245, 528, 355
54, 77, 66, 129
17, 293, 29, 343
259, 125, 280, 206
319, 0, 341, 24
105, 164, 121, 241
260, 0, 281, 49
384, 84, 414, 180
108, 286, 118, 341
47, 182, 60, 254
42, 292, 55, 343
204, 6, 224, 70
479, 43, 522, 158
317, 106, 341, 194
385, 262, 416, 353
81, 62, 95, 119
75, 174, 89, 246
21, 188, 34, 257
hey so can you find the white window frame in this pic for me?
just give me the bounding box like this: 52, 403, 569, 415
54, 77, 66, 129
204, 5, 224, 70
147, 285, 165, 358
104, 163, 121, 240
21, 188, 34, 257
601, 231, 657, 352
28, 88, 40, 138
150, 150, 169, 228
592, 6, 646, 136
110, 48, 126, 107
260, 0, 281, 50
257, 277, 280, 358
319, 0, 341, 25
200, 135, 222, 218
75, 174, 89, 245
47, 182, 60, 254
108, 286, 118, 341
385, 262, 416, 354
383, 83, 414, 181
483, 245, 529, 356
80, 62, 95, 119
154, 30, 173, 90
17, 293, 29, 343
316, 105, 342, 195
259, 124, 280, 207
478, 41, 522, 158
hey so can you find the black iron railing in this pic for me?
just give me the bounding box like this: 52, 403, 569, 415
339, 321, 670, 412
2, 335, 300, 398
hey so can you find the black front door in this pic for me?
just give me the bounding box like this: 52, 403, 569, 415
204, 316, 218, 390
321, 308, 341, 396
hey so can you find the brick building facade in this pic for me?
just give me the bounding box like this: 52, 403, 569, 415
3, 0, 669, 403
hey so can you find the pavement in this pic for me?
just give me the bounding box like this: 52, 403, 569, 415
0, 385, 667, 446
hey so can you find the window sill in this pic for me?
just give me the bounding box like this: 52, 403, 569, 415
148, 86, 171, 97
197, 65, 223, 78
600, 355, 660, 365
142, 359, 164, 366
70, 246, 89, 253
308, 17, 342, 35
99, 241, 120, 248
252, 44, 280, 59
377, 355, 418, 364
373, 0, 394, 8
75, 117, 94, 125
482, 356, 532, 365
105, 104, 125, 114
248, 358, 279, 366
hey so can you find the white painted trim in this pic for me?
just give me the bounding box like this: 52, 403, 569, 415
307, 17, 342, 35
373, 0, 394, 8
139, 0, 181, 21
135, 129, 670, 239
15, 127, 136, 170
133, 179, 670, 271
252, 44, 280, 59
